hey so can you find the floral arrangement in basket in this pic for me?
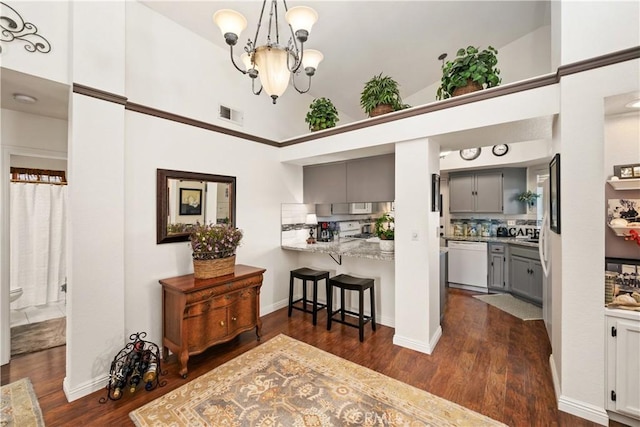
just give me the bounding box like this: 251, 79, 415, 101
190, 222, 243, 260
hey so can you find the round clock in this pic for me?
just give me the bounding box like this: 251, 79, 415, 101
492, 144, 509, 157
459, 147, 481, 161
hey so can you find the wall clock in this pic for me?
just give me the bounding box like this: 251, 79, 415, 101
459, 147, 481, 161
492, 144, 509, 157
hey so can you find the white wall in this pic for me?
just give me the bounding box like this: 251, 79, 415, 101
405, 25, 552, 108
559, 1, 640, 65
124, 111, 303, 346
125, 1, 315, 141
553, 59, 640, 425
1, 109, 68, 152
0, 1, 70, 84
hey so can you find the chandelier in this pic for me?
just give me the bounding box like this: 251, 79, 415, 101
213, 1, 323, 104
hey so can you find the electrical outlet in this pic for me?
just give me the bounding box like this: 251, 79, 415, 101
507, 220, 516, 226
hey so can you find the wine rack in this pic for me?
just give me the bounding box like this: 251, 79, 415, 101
99, 331, 166, 403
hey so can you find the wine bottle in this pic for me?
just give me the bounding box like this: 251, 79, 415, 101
143, 360, 158, 384
110, 371, 127, 399
129, 364, 142, 393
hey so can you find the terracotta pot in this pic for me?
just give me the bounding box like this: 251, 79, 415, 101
452, 80, 483, 97
369, 104, 395, 117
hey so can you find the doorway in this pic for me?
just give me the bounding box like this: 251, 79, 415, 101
9, 161, 68, 356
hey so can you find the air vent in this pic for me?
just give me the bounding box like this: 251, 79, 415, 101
219, 104, 243, 126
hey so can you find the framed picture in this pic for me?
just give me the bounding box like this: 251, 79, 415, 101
431, 174, 440, 212
614, 163, 640, 179
179, 188, 202, 216
549, 153, 560, 234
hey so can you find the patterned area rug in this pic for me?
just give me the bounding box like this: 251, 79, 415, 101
11, 317, 66, 356
0, 377, 44, 427
474, 294, 543, 320
130, 334, 506, 426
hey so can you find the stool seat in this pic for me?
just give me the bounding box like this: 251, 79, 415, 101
289, 268, 330, 326
327, 274, 376, 342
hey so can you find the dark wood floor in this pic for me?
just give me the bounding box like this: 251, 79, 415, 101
1, 288, 613, 426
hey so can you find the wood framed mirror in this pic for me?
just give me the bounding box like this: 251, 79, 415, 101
157, 169, 236, 244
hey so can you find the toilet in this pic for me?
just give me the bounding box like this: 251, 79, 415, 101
9, 288, 23, 303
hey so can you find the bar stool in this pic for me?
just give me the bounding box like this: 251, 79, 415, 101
288, 268, 330, 325
327, 274, 376, 342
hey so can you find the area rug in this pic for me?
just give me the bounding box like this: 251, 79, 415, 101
11, 317, 66, 356
474, 294, 543, 320
0, 377, 45, 427
130, 334, 506, 426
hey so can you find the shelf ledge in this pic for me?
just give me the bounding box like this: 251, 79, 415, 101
608, 223, 640, 237
607, 178, 640, 190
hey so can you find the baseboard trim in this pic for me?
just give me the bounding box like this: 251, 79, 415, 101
557, 395, 609, 426
549, 354, 610, 426
608, 411, 640, 427
63, 374, 109, 402
393, 325, 442, 355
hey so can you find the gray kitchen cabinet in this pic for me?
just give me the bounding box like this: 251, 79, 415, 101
303, 162, 347, 204
346, 154, 395, 202
509, 245, 542, 305
303, 154, 394, 204
449, 168, 526, 214
488, 243, 507, 291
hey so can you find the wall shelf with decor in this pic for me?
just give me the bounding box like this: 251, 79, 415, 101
607, 223, 640, 237
607, 178, 640, 191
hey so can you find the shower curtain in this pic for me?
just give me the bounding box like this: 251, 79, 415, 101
10, 182, 67, 309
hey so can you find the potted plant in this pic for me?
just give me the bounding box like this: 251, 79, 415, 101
360, 73, 410, 117
189, 222, 243, 279
436, 46, 501, 100
375, 213, 395, 252
305, 97, 339, 132
517, 190, 540, 207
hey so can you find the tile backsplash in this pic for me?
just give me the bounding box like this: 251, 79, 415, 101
449, 218, 540, 238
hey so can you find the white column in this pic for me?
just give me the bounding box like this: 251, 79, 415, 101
393, 137, 441, 353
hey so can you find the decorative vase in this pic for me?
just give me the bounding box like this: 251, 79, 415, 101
452, 80, 483, 97
369, 104, 394, 117
379, 240, 394, 253
193, 255, 236, 279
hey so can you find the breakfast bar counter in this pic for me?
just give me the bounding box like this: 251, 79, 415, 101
281, 238, 395, 261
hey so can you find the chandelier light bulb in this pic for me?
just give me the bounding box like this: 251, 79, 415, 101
285, 6, 318, 34
212, 9, 247, 44
301, 49, 323, 74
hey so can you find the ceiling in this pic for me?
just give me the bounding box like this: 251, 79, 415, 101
1, 0, 638, 131
141, 0, 551, 119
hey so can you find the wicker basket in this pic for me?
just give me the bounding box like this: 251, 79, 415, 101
452, 80, 483, 97
193, 255, 236, 279
369, 103, 395, 117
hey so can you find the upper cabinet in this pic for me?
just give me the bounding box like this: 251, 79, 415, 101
303, 154, 394, 204
303, 162, 347, 204
449, 168, 526, 214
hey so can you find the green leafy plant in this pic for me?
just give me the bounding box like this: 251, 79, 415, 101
190, 222, 243, 260
360, 73, 410, 117
436, 46, 501, 100
375, 213, 395, 240
517, 190, 540, 206
305, 97, 339, 131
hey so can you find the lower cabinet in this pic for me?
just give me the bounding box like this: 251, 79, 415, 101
606, 310, 640, 424
488, 243, 507, 291
160, 265, 265, 378
509, 246, 542, 305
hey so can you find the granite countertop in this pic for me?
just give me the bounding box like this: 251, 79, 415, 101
443, 235, 539, 248
281, 239, 394, 261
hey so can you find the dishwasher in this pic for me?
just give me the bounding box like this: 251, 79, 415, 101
447, 241, 488, 291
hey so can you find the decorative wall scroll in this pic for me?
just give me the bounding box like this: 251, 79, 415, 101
0, 2, 51, 53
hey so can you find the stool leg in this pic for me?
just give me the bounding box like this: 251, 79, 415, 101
340, 288, 346, 322
302, 280, 308, 312
359, 289, 365, 342
312, 279, 318, 326
370, 286, 376, 331
327, 282, 333, 331
288, 274, 294, 317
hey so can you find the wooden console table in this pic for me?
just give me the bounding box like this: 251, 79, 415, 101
159, 264, 265, 378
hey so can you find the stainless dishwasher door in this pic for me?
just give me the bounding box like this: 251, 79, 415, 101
447, 241, 488, 289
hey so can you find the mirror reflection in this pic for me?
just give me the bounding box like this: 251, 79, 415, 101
157, 169, 236, 244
